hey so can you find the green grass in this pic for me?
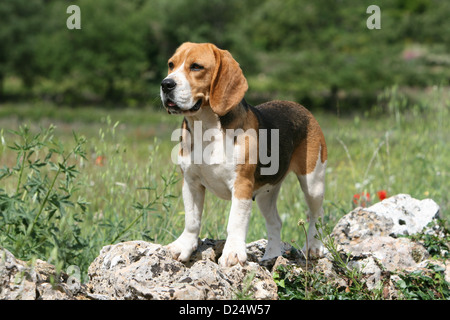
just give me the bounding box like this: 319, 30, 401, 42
0, 86, 448, 286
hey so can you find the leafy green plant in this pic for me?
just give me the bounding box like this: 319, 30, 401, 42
395, 263, 450, 300
314, 218, 374, 298
0, 125, 88, 272
274, 264, 353, 300
0, 124, 184, 282
406, 220, 450, 259
233, 271, 257, 300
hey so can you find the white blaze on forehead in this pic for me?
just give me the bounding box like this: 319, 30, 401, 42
163, 61, 195, 110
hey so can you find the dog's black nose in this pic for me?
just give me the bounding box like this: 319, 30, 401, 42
161, 78, 177, 93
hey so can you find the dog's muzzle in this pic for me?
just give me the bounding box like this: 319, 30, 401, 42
163, 98, 202, 115
161, 78, 202, 114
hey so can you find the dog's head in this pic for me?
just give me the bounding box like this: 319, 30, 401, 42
160, 42, 248, 116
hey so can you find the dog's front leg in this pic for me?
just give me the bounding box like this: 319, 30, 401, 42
166, 178, 205, 262
218, 195, 252, 267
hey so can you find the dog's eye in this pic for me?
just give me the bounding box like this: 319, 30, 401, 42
190, 63, 204, 71
168, 62, 174, 70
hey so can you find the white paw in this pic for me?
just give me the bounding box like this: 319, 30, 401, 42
302, 237, 327, 259
218, 241, 247, 267
165, 236, 198, 262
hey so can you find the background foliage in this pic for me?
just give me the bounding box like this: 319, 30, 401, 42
1, 0, 449, 110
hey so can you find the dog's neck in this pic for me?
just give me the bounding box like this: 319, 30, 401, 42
184, 104, 221, 133
218, 99, 249, 130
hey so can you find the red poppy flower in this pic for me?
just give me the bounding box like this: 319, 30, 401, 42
353, 192, 370, 207
95, 155, 106, 166
377, 190, 387, 201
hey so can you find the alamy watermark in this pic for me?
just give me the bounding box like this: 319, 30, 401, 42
66, 265, 82, 291
171, 121, 280, 175
66, 5, 81, 30
367, 5, 381, 29
66, 4, 380, 31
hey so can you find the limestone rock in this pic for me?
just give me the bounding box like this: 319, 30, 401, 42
0, 247, 85, 300
331, 194, 440, 274
0, 248, 37, 300
87, 240, 278, 300
332, 194, 440, 247
326, 194, 444, 295
367, 194, 440, 236
347, 236, 429, 271
332, 208, 394, 246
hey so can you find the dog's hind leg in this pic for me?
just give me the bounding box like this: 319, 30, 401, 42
297, 152, 327, 258
255, 183, 283, 260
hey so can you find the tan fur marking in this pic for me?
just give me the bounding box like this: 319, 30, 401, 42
179, 120, 188, 157
233, 110, 259, 199
289, 114, 327, 176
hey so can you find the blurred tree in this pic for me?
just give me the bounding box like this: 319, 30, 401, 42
36, 0, 150, 103
0, 0, 45, 100
0, 0, 448, 109
151, 0, 251, 72
238, 0, 449, 110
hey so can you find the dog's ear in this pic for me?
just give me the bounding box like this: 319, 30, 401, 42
209, 46, 248, 116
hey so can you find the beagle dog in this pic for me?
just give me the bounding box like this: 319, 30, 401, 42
160, 42, 327, 267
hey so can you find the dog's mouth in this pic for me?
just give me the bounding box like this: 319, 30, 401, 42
165, 99, 202, 115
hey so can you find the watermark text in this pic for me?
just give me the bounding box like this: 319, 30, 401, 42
171, 121, 280, 175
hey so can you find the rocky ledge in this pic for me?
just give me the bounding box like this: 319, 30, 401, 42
1, 194, 448, 300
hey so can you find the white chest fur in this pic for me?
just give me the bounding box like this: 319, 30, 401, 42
177, 108, 239, 200
183, 162, 236, 200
